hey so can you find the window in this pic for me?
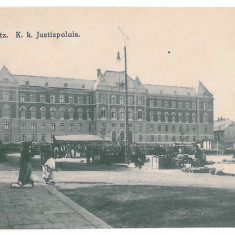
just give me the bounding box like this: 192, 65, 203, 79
193, 127, 196, 132
185, 102, 189, 109
150, 125, 154, 132
158, 135, 161, 142
185, 113, 190, 123
20, 107, 26, 119
150, 112, 154, 122
4, 122, 9, 130
151, 135, 154, 142
178, 113, 182, 123
51, 135, 54, 142
172, 125, 175, 132
192, 102, 196, 109
30, 93, 36, 102
172, 112, 176, 122
101, 95, 106, 104
139, 135, 142, 142
203, 103, 207, 110
158, 125, 161, 131
112, 123, 116, 127
178, 102, 183, 109
205, 126, 208, 132
69, 108, 74, 120
32, 134, 36, 142
50, 95, 55, 103
86, 109, 92, 120
157, 112, 161, 122
157, 100, 162, 108
165, 125, 168, 132
150, 100, 154, 107
59, 95, 65, 103
100, 108, 106, 119
30, 107, 36, 119
41, 123, 46, 131
137, 97, 142, 106
31, 123, 36, 130
203, 113, 208, 123
111, 95, 116, 104
119, 109, 125, 119
165, 135, 168, 141
171, 101, 176, 108
165, 112, 169, 122
5, 134, 9, 142
193, 136, 196, 141
172, 136, 176, 142
120, 123, 125, 127
20, 93, 26, 102
69, 96, 74, 104
88, 124, 92, 131
50, 107, 56, 119
60, 123, 64, 131
120, 96, 124, 105
192, 113, 196, 123
128, 109, 133, 120
21, 134, 26, 142
128, 96, 133, 105
40, 107, 46, 119
139, 124, 142, 132
164, 101, 169, 108
78, 109, 83, 120
70, 123, 74, 131
78, 96, 83, 104
111, 108, 117, 119
137, 109, 143, 120
51, 123, 56, 131
186, 136, 189, 142
21, 122, 26, 130
3, 107, 10, 118
78, 123, 82, 131
186, 126, 189, 133
40, 94, 46, 103
41, 134, 46, 142
3, 92, 9, 101
60, 108, 65, 120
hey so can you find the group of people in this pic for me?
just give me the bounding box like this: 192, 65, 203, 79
11, 142, 56, 188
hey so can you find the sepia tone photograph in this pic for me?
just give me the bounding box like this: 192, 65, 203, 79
0, 6, 235, 230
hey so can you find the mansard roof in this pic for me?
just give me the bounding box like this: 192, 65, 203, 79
144, 84, 196, 96
13, 74, 96, 90
94, 70, 146, 92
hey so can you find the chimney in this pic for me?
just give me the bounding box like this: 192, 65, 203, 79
97, 69, 102, 78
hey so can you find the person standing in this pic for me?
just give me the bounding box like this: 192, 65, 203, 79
12, 142, 34, 187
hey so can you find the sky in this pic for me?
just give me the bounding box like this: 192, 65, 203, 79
0, 8, 235, 120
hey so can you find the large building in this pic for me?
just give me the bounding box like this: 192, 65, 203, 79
0, 65, 214, 145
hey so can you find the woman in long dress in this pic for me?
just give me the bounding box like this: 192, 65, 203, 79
12, 143, 34, 187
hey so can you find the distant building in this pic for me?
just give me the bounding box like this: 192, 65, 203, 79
214, 117, 235, 149
0, 65, 214, 144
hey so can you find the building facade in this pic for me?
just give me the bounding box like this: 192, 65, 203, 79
0, 66, 214, 144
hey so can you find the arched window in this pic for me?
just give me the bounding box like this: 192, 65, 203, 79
111, 108, 117, 119
165, 112, 169, 122
192, 113, 196, 123
68, 108, 74, 120
86, 109, 92, 120
119, 108, 125, 119
185, 113, 190, 123
128, 108, 133, 120
100, 108, 106, 119
120, 96, 124, 105
120, 131, 125, 142
111, 95, 116, 104
137, 109, 143, 120
203, 112, 208, 123
150, 111, 154, 122
20, 107, 26, 119
3, 106, 10, 117
128, 96, 133, 105
171, 112, 176, 123
40, 107, 46, 119
101, 95, 106, 104
78, 108, 83, 120
178, 112, 182, 123
30, 107, 36, 119
157, 112, 162, 122
60, 108, 65, 120
3, 92, 9, 101
59, 95, 65, 103
50, 107, 56, 119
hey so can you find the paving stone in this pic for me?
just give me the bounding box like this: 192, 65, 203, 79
13, 224, 43, 229
41, 222, 68, 229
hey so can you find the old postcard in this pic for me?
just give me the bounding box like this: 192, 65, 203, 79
0, 7, 235, 231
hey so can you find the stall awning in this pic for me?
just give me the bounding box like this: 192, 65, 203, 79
54, 135, 110, 142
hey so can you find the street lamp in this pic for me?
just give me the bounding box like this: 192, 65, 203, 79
117, 26, 129, 164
